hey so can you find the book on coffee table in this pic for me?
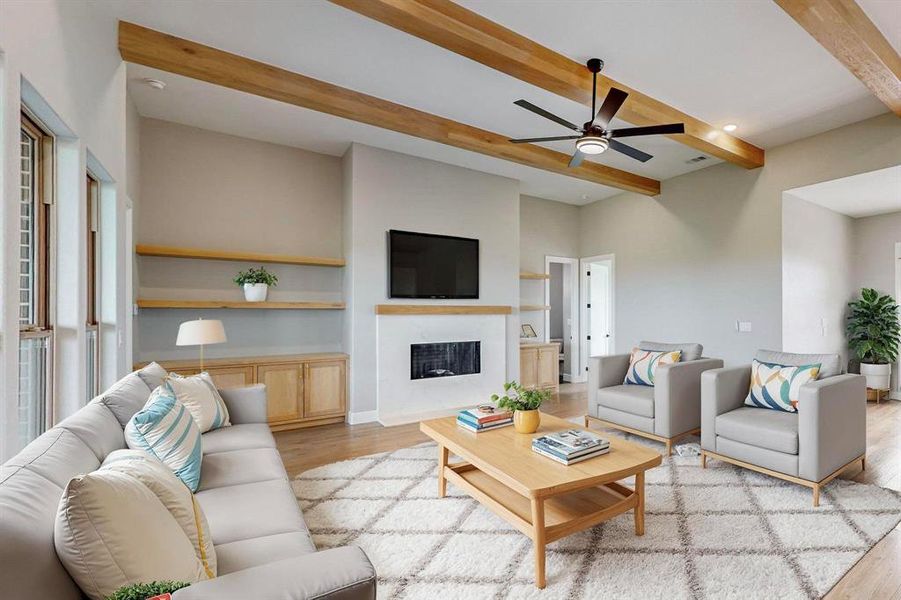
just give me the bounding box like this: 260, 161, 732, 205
531, 443, 610, 465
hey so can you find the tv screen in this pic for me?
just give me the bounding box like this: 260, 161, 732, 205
388, 230, 479, 299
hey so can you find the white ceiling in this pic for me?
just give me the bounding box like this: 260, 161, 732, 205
787, 165, 901, 218
95, 0, 897, 204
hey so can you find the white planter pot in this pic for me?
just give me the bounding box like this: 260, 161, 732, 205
860, 362, 891, 390
243, 283, 269, 302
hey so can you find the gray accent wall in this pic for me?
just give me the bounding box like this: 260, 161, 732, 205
579, 113, 901, 367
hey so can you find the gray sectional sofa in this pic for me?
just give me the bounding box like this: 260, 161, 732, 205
0, 369, 376, 599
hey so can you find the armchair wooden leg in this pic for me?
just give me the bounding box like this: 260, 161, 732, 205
812, 484, 820, 507
584, 415, 590, 428
665, 440, 672, 457
861, 456, 866, 471
701, 452, 707, 469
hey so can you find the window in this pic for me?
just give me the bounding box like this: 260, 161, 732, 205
85, 173, 100, 401
18, 112, 53, 448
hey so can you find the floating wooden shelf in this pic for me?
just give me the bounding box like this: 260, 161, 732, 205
375, 304, 512, 315
137, 299, 345, 310
520, 271, 550, 280
135, 244, 346, 267
520, 304, 551, 311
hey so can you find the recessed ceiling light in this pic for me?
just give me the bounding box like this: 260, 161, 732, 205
722, 123, 738, 132
141, 78, 167, 91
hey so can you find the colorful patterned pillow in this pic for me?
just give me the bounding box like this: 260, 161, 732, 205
125, 386, 203, 492
624, 348, 681, 386
744, 359, 821, 413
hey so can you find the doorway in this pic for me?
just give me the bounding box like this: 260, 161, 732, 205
895, 241, 900, 400
544, 256, 581, 382
580, 255, 615, 377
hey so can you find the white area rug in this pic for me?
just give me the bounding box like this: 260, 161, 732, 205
293, 440, 901, 600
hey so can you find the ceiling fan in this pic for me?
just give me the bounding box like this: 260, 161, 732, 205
509, 58, 685, 167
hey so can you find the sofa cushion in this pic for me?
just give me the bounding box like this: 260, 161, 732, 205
95, 370, 154, 428
640, 341, 703, 362
198, 448, 287, 491
744, 359, 820, 413
102, 450, 217, 577
596, 384, 655, 418
137, 361, 168, 390
167, 373, 231, 433
54, 470, 207, 600
624, 348, 680, 386
202, 423, 276, 454
196, 479, 309, 546
716, 406, 799, 454
59, 401, 125, 460
756, 349, 841, 378
214, 531, 316, 575
125, 386, 203, 491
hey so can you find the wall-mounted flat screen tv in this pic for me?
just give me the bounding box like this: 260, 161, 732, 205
388, 229, 479, 299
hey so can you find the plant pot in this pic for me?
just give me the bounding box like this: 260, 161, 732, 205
513, 409, 541, 434
860, 362, 891, 390
243, 283, 269, 302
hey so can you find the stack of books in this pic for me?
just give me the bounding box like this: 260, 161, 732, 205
456, 407, 513, 433
532, 429, 610, 465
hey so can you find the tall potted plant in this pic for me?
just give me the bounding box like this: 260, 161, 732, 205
234, 266, 278, 302
847, 288, 900, 391
491, 381, 550, 434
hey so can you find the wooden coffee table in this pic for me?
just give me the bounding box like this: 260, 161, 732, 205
420, 413, 662, 589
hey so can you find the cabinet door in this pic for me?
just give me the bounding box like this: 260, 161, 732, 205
303, 360, 346, 419
538, 346, 558, 389
520, 347, 538, 389
204, 366, 254, 390
258, 363, 304, 423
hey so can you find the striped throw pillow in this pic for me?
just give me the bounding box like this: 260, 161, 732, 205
125, 386, 203, 492
745, 359, 820, 413
624, 348, 681, 386
167, 373, 231, 433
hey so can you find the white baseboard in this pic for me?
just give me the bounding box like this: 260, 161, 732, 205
347, 410, 379, 425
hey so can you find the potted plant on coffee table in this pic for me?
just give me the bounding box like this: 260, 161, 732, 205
491, 381, 550, 434
106, 581, 190, 600
234, 266, 278, 302
847, 287, 900, 394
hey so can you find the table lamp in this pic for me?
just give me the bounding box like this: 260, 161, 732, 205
176, 318, 227, 371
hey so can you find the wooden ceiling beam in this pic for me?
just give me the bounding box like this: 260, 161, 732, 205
329, 0, 765, 169
775, 0, 901, 116
119, 21, 659, 196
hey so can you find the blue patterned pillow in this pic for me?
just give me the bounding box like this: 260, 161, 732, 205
624, 348, 681, 386
744, 359, 820, 413
125, 386, 203, 491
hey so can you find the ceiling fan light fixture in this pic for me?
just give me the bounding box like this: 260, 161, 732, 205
575, 136, 609, 155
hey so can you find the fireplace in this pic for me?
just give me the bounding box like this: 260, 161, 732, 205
411, 341, 481, 380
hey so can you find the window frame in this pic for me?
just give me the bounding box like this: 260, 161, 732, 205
86, 172, 99, 326
19, 112, 52, 332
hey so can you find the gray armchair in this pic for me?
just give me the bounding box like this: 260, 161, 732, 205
585, 341, 723, 455
701, 350, 866, 506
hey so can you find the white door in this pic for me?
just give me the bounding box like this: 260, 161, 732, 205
580, 255, 615, 376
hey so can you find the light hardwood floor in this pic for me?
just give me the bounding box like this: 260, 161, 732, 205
275, 384, 900, 599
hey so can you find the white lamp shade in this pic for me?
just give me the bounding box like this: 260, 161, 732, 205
176, 319, 227, 347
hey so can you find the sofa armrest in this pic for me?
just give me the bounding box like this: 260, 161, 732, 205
798, 374, 866, 482
700, 365, 751, 450
587, 354, 631, 416
654, 358, 724, 438
219, 384, 268, 425
172, 546, 376, 600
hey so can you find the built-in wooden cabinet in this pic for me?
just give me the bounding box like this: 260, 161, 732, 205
140, 353, 348, 431
520, 343, 559, 392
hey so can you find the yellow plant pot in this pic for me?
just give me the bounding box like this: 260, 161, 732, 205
513, 409, 541, 434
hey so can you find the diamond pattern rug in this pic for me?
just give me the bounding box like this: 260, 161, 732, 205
294, 439, 901, 600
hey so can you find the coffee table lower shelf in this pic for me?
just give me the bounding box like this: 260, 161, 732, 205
443, 461, 642, 588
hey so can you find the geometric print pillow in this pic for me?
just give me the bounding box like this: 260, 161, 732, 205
744, 359, 821, 413
624, 348, 681, 387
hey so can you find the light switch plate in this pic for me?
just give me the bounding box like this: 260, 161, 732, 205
737, 321, 752, 333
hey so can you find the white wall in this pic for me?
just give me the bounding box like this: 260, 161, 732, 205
0, 0, 129, 458
343, 144, 519, 419
853, 210, 901, 296
781, 194, 855, 363
579, 113, 901, 367
135, 118, 344, 361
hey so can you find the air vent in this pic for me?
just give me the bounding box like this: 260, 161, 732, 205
685, 156, 708, 164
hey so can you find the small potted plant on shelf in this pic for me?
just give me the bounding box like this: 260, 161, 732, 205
491, 381, 550, 434
847, 287, 900, 394
106, 581, 190, 600
234, 266, 278, 302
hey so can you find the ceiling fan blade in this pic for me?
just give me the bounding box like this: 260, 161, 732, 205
590, 88, 628, 130
508, 135, 582, 144
568, 149, 585, 168
608, 139, 653, 162
608, 123, 685, 138
514, 100, 582, 132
